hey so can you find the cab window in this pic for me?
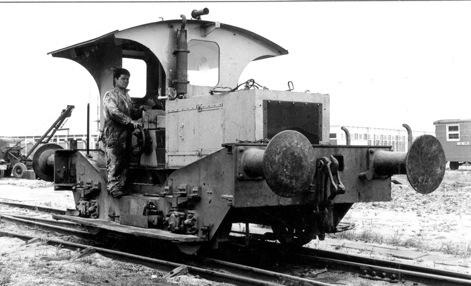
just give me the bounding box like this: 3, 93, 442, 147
123, 58, 147, 98
188, 40, 219, 86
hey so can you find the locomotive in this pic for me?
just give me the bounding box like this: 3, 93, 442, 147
36, 9, 446, 254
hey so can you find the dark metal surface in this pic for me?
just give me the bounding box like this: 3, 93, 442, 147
402, 123, 413, 149
174, 15, 189, 96
406, 135, 446, 194
191, 8, 209, 19
264, 101, 322, 144
340, 126, 351, 145
263, 130, 316, 197
371, 150, 407, 176
241, 148, 264, 178
52, 214, 207, 243
32, 143, 63, 182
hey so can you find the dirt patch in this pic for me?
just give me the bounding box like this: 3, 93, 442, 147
0, 179, 75, 210
0, 236, 159, 286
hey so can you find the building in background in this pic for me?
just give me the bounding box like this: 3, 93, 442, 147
434, 119, 471, 170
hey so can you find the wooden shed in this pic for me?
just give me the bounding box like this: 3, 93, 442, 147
434, 119, 471, 169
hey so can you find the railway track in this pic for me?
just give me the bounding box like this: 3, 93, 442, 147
0, 200, 332, 286
0, 199, 470, 286
227, 240, 471, 286
298, 246, 471, 285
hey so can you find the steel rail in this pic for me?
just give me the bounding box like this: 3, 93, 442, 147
300, 253, 471, 285
299, 246, 471, 285
0, 230, 312, 286
223, 236, 471, 286
0, 213, 94, 239
7, 214, 82, 229
0, 199, 66, 214
197, 256, 335, 286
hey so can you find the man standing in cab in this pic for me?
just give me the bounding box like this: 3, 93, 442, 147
102, 68, 142, 198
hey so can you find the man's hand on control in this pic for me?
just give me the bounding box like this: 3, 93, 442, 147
128, 120, 141, 129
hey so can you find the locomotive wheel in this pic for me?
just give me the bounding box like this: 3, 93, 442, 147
176, 243, 202, 255
12, 162, 27, 178
271, 222, 315, 246
450, 161, 460, 170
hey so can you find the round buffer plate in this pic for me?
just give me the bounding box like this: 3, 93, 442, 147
263, 130, 316, 198
406, 135, 446, 194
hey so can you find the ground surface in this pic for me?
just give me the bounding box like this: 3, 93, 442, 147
0, 167, 470, 285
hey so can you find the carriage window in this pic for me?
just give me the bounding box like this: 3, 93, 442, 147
447, 124, 460, 141
188, 40, 219, 86
123, 58, 147, 98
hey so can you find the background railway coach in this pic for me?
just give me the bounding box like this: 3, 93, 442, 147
434, 119, 471, 170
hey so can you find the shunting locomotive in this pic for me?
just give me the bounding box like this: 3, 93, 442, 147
35, 8, 446, 254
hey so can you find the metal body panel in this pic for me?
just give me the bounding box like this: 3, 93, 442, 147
54, 150, 123, 221
166, 96, 225, 168
53, 214, 205, 242
165, 148, 234, 240
166, 89, 329, 168
233, 145, 392, 208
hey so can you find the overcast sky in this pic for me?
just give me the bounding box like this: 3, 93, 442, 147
0, 1, 470, 136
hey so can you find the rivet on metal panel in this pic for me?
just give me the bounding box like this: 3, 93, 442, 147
221, 195, 233, 206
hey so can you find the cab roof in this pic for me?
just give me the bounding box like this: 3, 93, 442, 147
49, 19, 288, 89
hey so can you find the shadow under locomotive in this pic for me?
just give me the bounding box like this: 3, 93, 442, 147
34, 8, 446, 254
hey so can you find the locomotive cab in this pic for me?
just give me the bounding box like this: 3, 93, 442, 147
42, 10, 446, 253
